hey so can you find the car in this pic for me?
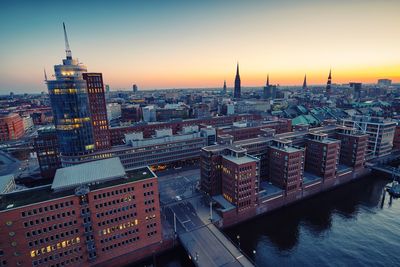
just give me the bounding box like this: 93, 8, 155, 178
175, 195, 182, 201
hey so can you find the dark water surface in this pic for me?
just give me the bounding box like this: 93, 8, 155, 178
226, 175, 400, 267
134, 174, 399, 267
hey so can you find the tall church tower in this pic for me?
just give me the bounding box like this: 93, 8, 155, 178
326, 69, 332, 97
234, 63, 241, 99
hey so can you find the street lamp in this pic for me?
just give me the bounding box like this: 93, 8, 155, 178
236, 234, 240, 248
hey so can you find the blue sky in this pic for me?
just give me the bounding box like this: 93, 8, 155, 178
1, 0, 399, 93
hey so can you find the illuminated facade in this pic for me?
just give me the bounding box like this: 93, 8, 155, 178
83, 73, 111, 150
46, 24, 94, 164
0, 158, 162, 267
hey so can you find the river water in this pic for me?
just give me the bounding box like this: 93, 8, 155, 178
225, 174, 399, 267
134, 174, 399, 267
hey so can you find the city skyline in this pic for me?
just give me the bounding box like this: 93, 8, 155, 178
1, 0, 400, 94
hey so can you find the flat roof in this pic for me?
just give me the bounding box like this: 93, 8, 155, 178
222, 155, 258, 165
270, 144, 303, 153
52, 158, 126, 190
259, 182, 284, 198
303, 171, 323, 185
0, 166, 155, 211
213, 195, 236, 212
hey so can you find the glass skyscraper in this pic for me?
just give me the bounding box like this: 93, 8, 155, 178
46, 24, 94, 163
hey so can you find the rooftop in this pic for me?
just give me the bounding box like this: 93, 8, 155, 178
0, 166, 155, 212
222, 154, 258, 165
258, 182, 284, 199
303, 171, 323, 185
52, 158, 126, 190
213, 195, 235, 212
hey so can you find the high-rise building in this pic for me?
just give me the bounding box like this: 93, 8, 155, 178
326, 69, 332, 97
34, 126, 62, 179
234, 63, 241, 99
46, 23, 95, 164
132, 84, 138, 93
83, 73, 111, 150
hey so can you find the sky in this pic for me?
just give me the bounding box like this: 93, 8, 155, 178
0, 0, 399, 94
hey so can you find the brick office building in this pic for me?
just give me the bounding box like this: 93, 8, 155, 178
0, 158, 162, 267
0, 113, 24, 141
34, 126, 62, 179
335, 127, 368, 170
305, 133, 340, 181
221, 147, 258, 213
83, 73, 111, 151
268, 140, 305, 195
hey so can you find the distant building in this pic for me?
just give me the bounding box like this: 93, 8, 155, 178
132, 84, 138, 93
234, 64, 241, 99
83, 73, 111, 150
106, 103, 122, 122
142, 106, 157, 122
0, 113, 24, 141
0, 158, 162, 267
156, 103, 189, 121
393, 124, 400, 150
349, 82, 362, 101
34, 126, 61, 179
377, 79, 392, 86
22, 115, 34, 132
341, 116, 396, 158
121, 105, 142, 123
222, 80, 227, 95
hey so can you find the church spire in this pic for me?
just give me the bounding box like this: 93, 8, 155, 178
234, 62, 241, 99
326, 69, 332, 97
302, 74, 307, 91
63, 22, 72, 60
44, 68, 48, 81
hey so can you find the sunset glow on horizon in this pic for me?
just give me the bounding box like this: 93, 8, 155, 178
1, 0, 399, 93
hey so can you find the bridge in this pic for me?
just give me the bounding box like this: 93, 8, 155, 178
164, 200, 254, 267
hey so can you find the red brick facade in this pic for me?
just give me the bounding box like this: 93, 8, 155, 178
0, 113, 24, 141
0, 178, 161, 267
